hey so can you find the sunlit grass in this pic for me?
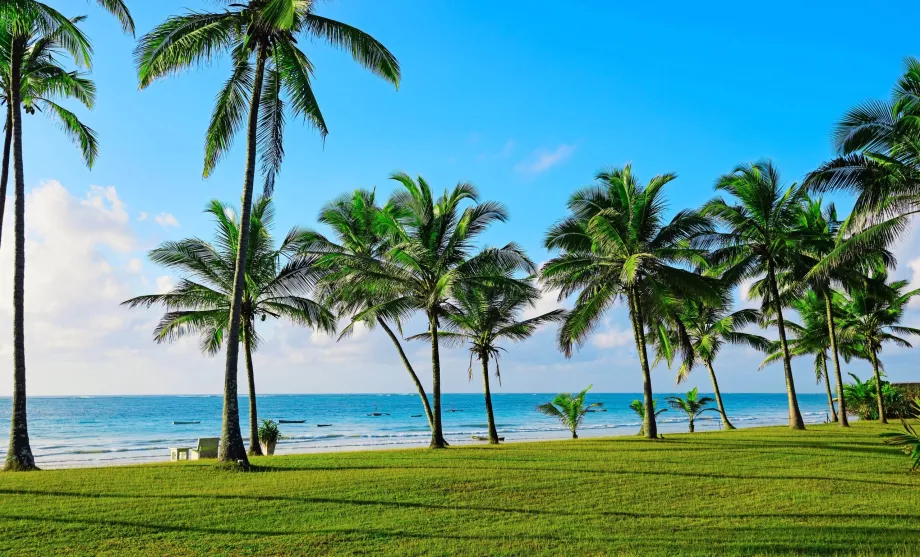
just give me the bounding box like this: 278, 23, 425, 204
0, 422, 917, 556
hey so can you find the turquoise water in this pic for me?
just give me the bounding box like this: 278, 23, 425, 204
0, 393, 835, 468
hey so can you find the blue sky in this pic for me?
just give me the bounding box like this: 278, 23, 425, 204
6, 0, 919, 395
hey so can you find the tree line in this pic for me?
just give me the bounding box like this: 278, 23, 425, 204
3, 1, 920, 471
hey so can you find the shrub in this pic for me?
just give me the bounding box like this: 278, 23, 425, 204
842, 373, 910, 420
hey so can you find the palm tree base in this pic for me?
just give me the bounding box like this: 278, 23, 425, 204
3, 460, 39, 472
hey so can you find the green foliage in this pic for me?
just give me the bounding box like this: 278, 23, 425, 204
881, 398, 920, 471
257, 419, 280, 444
842, 373, 910, 420
629, 399, 666, 436
536, 385, 602, 439
666, 387, 717, 433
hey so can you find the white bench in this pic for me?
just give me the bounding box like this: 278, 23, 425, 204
170, 437, 220, 461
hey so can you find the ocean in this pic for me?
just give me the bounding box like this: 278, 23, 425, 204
0, 393, 835, 468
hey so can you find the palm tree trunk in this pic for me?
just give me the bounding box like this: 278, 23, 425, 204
572, 429, 578, 439
428, 310, 447, 448
767, 261, 805, 430
377, 318, 434, 430
243, 327, 263, 457
689, 418, 695, 433
218, 42, 269, 466
869, 348, 886, 424
705, 360, 734, 430
824, 292, 849, 427
480, 352, 499, 444
0, 105, 12, 250
4, 39, 37, 471
820, 355, 838, 423
628, 289, 657, 439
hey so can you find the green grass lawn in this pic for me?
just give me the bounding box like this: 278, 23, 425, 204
1, 422, 918, 556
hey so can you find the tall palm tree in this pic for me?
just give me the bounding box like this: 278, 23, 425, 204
301, 189, 434, 431
650, 296, 769, 430
700, 160, 809, 430
122, 197, 335, 456
541, 164, 718, 439
666, 387, 717, 433
412, 276, 564, 444
536, 386, 602, 439
136, 0, 399, 465
0, 16, 97, 250
839, 273, 920, 423
2, 4, 103, 472
760, 291, 863, 423
329, 173, 533, 448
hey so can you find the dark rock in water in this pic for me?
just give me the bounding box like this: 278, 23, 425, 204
317, 424, 332, 427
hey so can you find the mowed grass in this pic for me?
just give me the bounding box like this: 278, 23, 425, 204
0, 423, 918, 556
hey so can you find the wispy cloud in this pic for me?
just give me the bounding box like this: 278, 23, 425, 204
478, 140, 515, 162
154, 212, 180, 229
515, 143, 577, 175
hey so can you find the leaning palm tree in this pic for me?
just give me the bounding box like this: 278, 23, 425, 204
301, 189, 434, 431
699, 160, 809, 430
537, 386, 602, 439
650, 295, 769, 430
839, 272, 920, 423
136, 0, 399, 464
0, 16, 97, 250
329, 173, 532, 448
541, 164, 718, 439
629, 399, 666, 437
123, 198, 336, 456
412, 276, 564, 444
666, 387, 717, 433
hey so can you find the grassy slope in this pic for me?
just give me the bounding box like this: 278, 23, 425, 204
0, 423, 918, 556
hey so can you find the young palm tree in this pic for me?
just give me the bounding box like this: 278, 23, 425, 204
300, 189, 434, 430
123, 198, 335, 455
541, 164, 717, 439
666, 387, 717, 433
840, 273, 920, 423
136, 0, 399, 464
2, 5, 101, 472
412, 277, 564, 444
329, 173, 532, 448
536, 386, 602, 439
700, 160, 809, 430
0, 17, 97, 250
629, 399, 666, 436
651, 296, 769, 430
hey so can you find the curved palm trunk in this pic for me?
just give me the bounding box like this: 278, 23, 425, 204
243, 329, 263, 457
628, 289, 657, 439
688, 417, 695, 433
428, 311, 447, 448
824, 293, 849, 427
378, 318, 434, 430
820, 355, 838, 423
571, 429, 578, 439
869, 348, 886, 424
767, 261, 805, 430
4, 41, 37, 471
0, 105, 12, 250
218, 43, 269, 466
705, 361, 734, 430
480, 352, 499, 444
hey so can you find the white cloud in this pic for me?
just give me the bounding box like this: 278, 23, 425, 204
126, 258, 143, 273
592, 327, 632, 349
515, 143, 577, 175
154, 212, 180, 229
155, 275, 174, 294
138, 212, 148, 221
223, 207, 236, 221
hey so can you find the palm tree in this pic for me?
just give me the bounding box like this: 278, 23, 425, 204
329, 173, 532, 448
536, 386, 602, 439
123, 198, 335, 455
759, 291, 862, 423
0, 16, 97, 250
666, 388, 717, 433
136, 0, 399, 465
839, 273, 920, 423
2, 4, 103, 472
412, 276, 564, 444
651, 296, 769, 430
301, 189, 434, 431
628, 399, 665, 436
700, 160, 809, 430
541, 164, 718, 439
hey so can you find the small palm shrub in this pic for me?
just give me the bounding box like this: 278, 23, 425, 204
537, 386, 602, 439
882, 398, 920, 471
666, 387, 717, 433
629, 400, 666, 436
843, 374, 910, 420
258, 420, 281, 455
